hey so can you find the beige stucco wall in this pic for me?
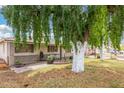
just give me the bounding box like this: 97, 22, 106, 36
0, 42, 8, 64
8, 42, 15, 66
0, 41, 15, 65
0, 41, 36, 66
13, 43, 39, 65
0, 42, 5, 61
35, 43, 60, 54
0, 41, 15, 66
0, 40, 72, 66
35, 44, 72, 58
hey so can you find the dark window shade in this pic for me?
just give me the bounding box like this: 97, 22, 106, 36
15, 44, 34, 53
48, 45, 58, 52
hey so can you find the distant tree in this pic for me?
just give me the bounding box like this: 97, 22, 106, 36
89, 6, 124, 60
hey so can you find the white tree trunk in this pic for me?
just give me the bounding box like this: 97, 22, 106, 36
108, 37, 111, 53
72, 41, 87, 73
100, 43, 104, 61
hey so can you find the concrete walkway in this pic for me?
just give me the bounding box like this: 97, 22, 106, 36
116, 55, 124, 60
10, 63, 50, 73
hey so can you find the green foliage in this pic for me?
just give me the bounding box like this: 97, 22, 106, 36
47, 55, 55, 64
2, 5, 124, 51
109, 6, 124, 50
15, 60, 22, 65
47, 55, 55, 61
120, 45, 124, 50
88, 6, 108, 48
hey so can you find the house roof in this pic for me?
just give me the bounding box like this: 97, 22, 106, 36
0, 38, 14, 43
0, 38, 34, 44
0, 37, 54, 45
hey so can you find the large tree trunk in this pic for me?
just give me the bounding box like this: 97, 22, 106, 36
59, 45, 62, 60
72, 41, 87, 73
100, 43, 104, 61
108, 37, 112, 59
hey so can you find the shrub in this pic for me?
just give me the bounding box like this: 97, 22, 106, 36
69, 56, 73, 60
15, 60, 22, 65
15, 60, 23, 68
47, 55, 55, 64
96, 53, 100, 58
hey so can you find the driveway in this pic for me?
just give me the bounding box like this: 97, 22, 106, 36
10, 62, 50, 73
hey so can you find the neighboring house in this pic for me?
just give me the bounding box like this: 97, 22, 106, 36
0, 38, 72, 66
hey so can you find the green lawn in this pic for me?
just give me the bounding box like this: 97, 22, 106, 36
85, 58, 124, 70
0, 58, 124, 88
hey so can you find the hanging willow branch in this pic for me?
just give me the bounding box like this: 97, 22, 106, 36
2, 5, 124, 50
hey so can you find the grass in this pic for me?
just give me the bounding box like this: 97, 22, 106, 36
85, 58, 124, 70
27, 64, 70, 77
0, 58, 124, 88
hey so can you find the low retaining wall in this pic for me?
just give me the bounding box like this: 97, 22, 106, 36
14, 53, 39, 65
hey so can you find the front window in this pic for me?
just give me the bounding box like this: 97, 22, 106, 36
15, 44, 34, 53
48, 45, 58, 52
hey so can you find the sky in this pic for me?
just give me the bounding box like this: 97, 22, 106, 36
0, 5, 7, 25
0, 6, 13, 39
0, 14, 7, 25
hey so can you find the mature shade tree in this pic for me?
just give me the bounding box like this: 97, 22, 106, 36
109, 6, 124, 50
2, 5, 124, 73
88, 6, 124, 60
88, 6, 108, 61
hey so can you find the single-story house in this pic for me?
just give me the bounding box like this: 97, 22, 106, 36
0, 38, 72, 66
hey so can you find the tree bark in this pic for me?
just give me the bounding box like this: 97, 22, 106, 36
72, 41, 87, 73
60, 45, 62, 60
100, 43, 104, 61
